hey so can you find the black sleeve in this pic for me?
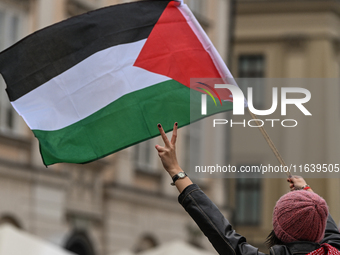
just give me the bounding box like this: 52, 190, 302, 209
321, 214, 340, 250
178, 184, 267, 255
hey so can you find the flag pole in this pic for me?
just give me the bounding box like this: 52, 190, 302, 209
178, 0, 290, 178
247, 108, 291, 178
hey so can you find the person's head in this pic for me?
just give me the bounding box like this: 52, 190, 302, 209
266, 190, 328, 248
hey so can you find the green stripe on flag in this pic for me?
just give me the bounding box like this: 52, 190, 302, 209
33, 80, 233, 165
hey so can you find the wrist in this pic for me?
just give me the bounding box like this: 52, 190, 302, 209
294, 183, 307, 190
296, 184, 313, 192
168, 167, 183, 178
170, 171, 188, 186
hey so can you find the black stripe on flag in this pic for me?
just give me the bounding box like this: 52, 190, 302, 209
0, 0, 170, 101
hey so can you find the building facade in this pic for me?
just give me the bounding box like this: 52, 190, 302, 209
0, 0, 232, 254
230, 0, 340, 252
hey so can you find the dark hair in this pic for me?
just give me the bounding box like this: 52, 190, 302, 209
265, 230, 285, 248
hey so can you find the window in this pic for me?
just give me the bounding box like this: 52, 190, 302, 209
0, 78, 15, 133
9, 15, 19, 43
238, 55, 265, 78
0, 4, 25, 135
238, 55, 265, 109
0, 10, 4, 50
64, 230, 95, 255
134, 137, 159, 173
235, 176, 262, 225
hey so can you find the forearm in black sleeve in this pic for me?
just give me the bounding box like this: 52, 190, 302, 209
178, 184, 265, 255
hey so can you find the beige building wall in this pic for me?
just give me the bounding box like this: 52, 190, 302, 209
231, 0, 340, 252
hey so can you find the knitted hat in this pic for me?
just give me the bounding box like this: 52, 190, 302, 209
273, 190, 328, 244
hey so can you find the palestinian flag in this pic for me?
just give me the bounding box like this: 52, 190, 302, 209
0, 0, 234, 166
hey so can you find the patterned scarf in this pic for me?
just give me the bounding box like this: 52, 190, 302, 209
307, 244, 340, 255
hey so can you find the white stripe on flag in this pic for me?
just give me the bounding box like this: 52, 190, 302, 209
12, 39, 171, 131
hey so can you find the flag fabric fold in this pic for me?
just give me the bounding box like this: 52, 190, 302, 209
0, 0, 234, 165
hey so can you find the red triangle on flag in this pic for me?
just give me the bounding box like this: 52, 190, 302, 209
134, 2, 231, 100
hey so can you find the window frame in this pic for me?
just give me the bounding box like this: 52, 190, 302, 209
134, 137, 160, 174
234, 168, 262, 226
237, 54, 266, 110
0, 2, 27, 137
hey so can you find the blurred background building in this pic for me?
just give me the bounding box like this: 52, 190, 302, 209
0, 0, 231, 255
229, 0, 340, 251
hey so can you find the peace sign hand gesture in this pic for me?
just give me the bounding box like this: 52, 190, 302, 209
155, 122, 192, 192
155, 122, 182, 177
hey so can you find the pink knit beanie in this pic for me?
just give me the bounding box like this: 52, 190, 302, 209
273, 190, 328, 244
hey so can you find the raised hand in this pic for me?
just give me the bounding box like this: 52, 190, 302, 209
287, 175, 313, 192
155, 122, 182, 177
155, 122, 193, 192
